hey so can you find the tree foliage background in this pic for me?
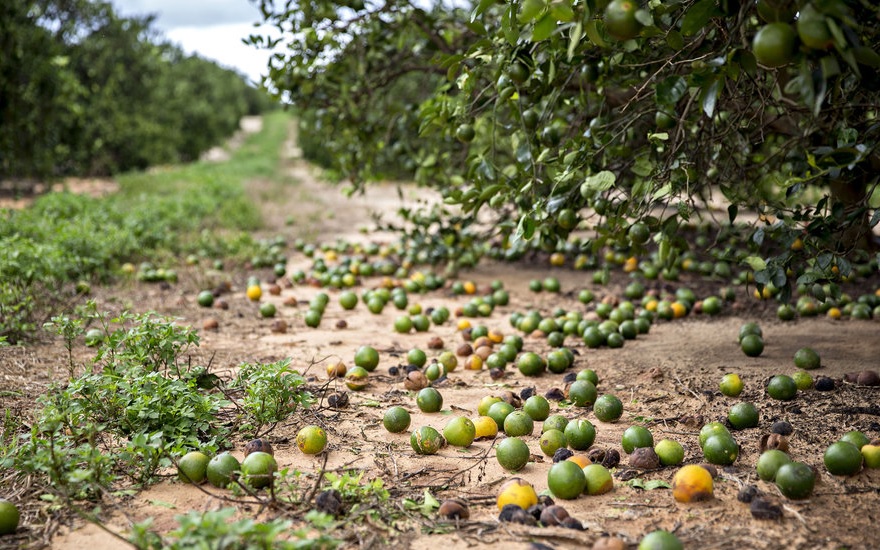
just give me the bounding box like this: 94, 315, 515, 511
0, 0, 274, 183
252, 0, 880, 296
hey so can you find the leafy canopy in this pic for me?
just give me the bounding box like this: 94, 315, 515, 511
252, 0, 880, 296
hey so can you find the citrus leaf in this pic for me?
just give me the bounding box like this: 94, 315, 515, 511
549, 0, 574, 22
519, 0, 545, 24
701, 76, 722, 118
580, 170, 616, 194
681, 0, 720, 37
502, 5, 519, 46
655, 75, 687, 106
584, 19, 608, 48
471, 0, 495, 22
532, 13, 556, 42
666, 30, 684, 50
567, 21, 583, 61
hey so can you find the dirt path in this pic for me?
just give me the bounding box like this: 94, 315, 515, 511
18, 118, 880, 549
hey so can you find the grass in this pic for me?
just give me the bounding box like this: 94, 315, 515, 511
0, 111, 293, 344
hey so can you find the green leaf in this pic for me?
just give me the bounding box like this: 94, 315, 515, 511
625, 478, 671, 490
471, 0, 495, 22
580, 170, 616, 195
532, 13, 556, 42
567, 21, 583, 61
666, 30, 684, 50
701, 77, 722, 118
681, 0, 720, 37
550, 0, 574, 22
728, 204, 737, 224
655, 76, 687, 106
584, 19, 608, 48
519, 0, 546, 24
502, 5, 519, 46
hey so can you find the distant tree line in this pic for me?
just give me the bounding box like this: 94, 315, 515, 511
0, 0, 274, 185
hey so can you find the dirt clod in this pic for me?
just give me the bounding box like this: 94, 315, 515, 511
316, 489, 343, 516
750, 496, 783, 520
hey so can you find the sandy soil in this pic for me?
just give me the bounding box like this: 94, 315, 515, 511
3, 118, 880, 550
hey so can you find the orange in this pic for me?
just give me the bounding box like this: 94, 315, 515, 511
473, 416, 499, 439
178, 451, 210, 484
241, 451, 277, 489
670, 302, 687, 319
547, 460, 586, 500
246, 284, 262, 301
0, 499, 19, 536
752, 23, 797, 68
797, 5, 833, 50
604, 0, 642, 41
296, 425, 328, 454
672, 464, 713, 502
496, 478, 538, 510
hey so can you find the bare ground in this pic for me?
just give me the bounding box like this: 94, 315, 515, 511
2, 119, 879, 549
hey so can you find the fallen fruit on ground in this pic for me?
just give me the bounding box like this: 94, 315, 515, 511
564, 419, 596, 450
539, 429, 567, 457
862, 444, 880, 469
638, 529, 683, 550
740, 334, 764, 357
719, 373, 743, 397
383, 406, 411, 433
756, 449, 791, 482
622, 425, 654, 454
206, 452, 241, 488
728, 402, 760, 430
775, 461, 816, 499
699, 422, 731, 447
567, 379, 598, 407
417, 387, 443, 413
411, 426, 445, 455
246, 284, 262, 301
547, 460, 587, 500
593, 394, 623, 422
197, 290, 214, 308
345, 366, 369, 390
241, 451, 277, 489
654, 439, 685, 466
839, 430, 869, 450
178, 451, 210, 484
354, 345, 380, 371
487, 400, 515, 429
766, 375, 798, 400
443, 416, 476, 447
702, 434, 739, 465
793, 347, 821, 370
496, 478, 538, 510
296, 425, 328, 454
824, 441, 863, 476
523, 394, 550, 421
503, 410, 535, 437
0, 498, 20, 536
473, 415, 499, 439
582, 463, 614, 495
672, 464, 713, 502
496, 436, 530, 471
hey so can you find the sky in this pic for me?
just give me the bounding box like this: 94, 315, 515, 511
111, 0, 277, 84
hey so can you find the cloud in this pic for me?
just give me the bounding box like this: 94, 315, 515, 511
111, 1, 277, 84
112, 0, 263, 29
166, 23, 274, 84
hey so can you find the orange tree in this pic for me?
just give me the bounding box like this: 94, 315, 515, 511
252, 0, 880, 299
